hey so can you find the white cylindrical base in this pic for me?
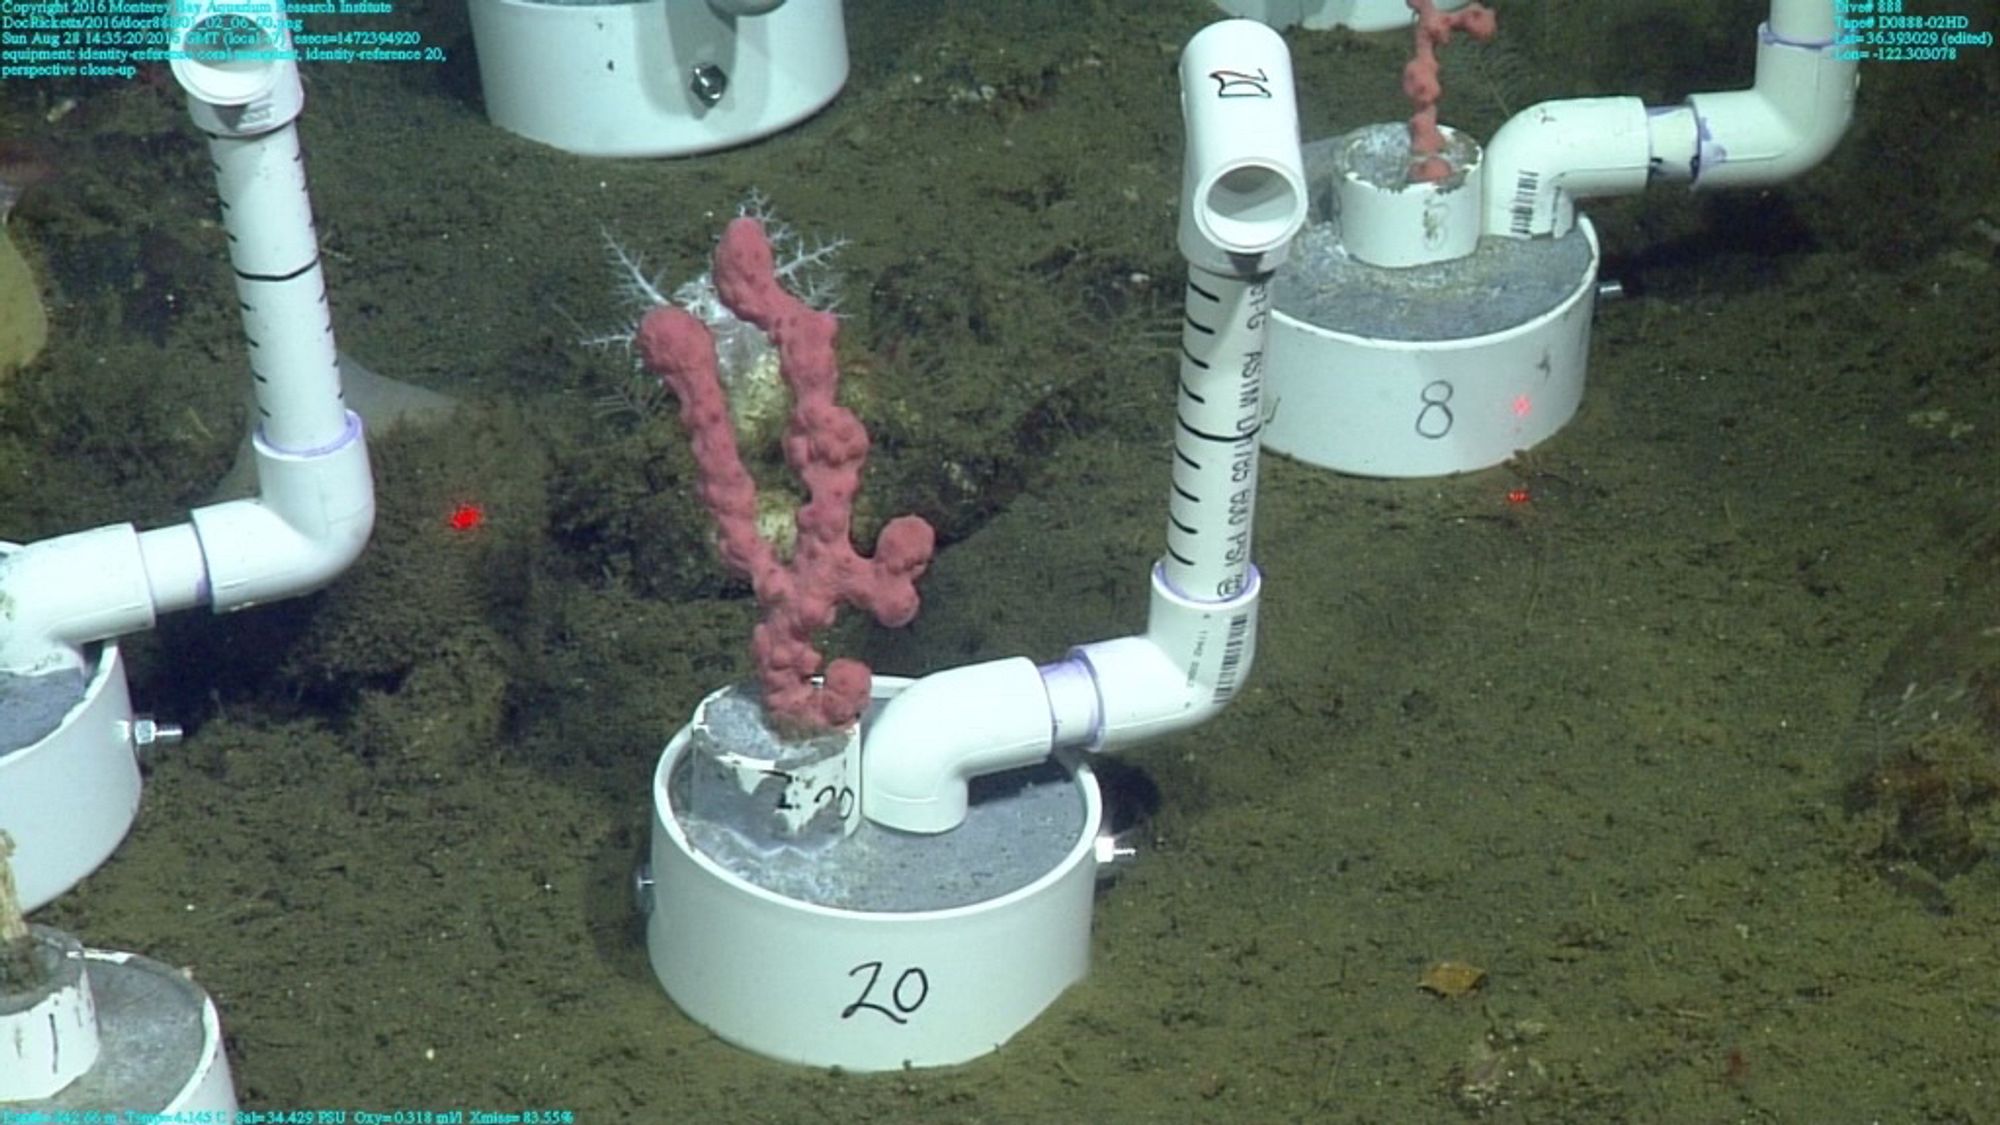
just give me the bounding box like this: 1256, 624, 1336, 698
468, 0, 848, 158
1, 932, 237, 1114
1261, 133, 1600, 478
0, 927, 101, 1100
646, 679, 1102, 1070
1334, 123, 1483, 268
0, 641, 139, 912
684, 682, 861, 849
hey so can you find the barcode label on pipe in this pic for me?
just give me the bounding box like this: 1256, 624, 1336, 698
1214, 612, 1251, 703
1509, 169, 1541, 237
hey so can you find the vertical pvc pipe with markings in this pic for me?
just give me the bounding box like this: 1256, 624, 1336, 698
858, 19, 1304, 833
1065, 15, 1309, 750
1166, 21, 1308, 606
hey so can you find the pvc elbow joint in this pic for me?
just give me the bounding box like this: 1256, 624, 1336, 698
0, 416, 372, 673
193, 414, 375, 612
1685, 32, 1857, 191
0, 526, 156, 673
1482, 97, 1652, 240
1483, 23, 1854, 240
1072, 565, 1260, 754
860, 572, 1260, 834
860, 658, 1056, 835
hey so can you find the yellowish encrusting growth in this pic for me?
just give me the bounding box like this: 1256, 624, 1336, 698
0, 225, 49, 381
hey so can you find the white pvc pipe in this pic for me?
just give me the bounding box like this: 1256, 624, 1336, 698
0, 0, 372, 674
1484, 0, 1856, 239
1175, 20, 1309, 276
1678, 4, 1858, 190
1481, 96, 1653, 240
859, 658, 1055, 834
861, 20, 1301, 834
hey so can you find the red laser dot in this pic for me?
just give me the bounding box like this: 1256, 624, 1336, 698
1505, 487, 1531, 505
446, 503, 485, 532
1511, 394, 1532, 419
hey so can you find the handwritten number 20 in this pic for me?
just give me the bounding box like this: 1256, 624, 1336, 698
842, 961, 929, 1024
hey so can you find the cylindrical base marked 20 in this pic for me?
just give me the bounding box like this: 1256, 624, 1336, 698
647, 680, 1103, 1070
